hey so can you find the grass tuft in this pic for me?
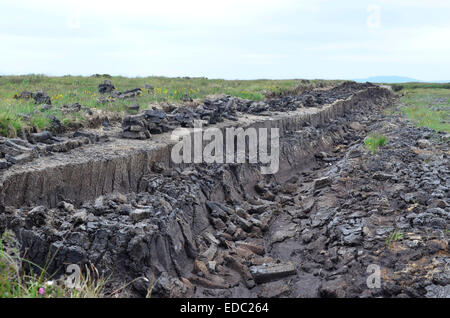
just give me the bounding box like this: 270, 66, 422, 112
364, 134, 388, 154
385, 230, 404, 247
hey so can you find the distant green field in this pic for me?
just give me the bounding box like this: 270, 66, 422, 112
390, 82, 450, 91
394, 87, 450, 133
0, 75, 339, 137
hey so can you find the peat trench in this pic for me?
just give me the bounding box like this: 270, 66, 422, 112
0, 84, 448, 298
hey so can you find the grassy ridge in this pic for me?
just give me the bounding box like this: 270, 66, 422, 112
1, 75, 448, 137
0, 75, 338, 137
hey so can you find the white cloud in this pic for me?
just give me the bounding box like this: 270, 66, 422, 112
408, 26, 450, 52
0, 0, 449, 80
378, 0, 450, 8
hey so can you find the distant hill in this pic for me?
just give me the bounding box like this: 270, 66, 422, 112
353, 76, 422, 83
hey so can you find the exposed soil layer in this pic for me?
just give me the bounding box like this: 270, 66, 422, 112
1, 84, 448, 298
0, 83, 380, 208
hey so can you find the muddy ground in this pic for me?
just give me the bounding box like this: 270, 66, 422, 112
0, 83, 448, 298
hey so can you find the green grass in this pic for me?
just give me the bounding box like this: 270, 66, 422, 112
395, 88, 450, 133
385, 230, 404, 247
364, 134, 388, 154
391, 83, 450, 91
0, 74, 341, 137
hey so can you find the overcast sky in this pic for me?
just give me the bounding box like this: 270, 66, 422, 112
1, 0, 449, 80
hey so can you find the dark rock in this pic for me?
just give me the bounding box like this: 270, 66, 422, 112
3, 139, 33, 155
72, 210, 87, 225
250, 262, 296, 284
347, 148, 362, 158
301, 197, 315, 214
372, 172, 394, 181
114, 88, 142, 99
319, 279, 347, 298
130, 208, 153, 223
401, 193, 415, 203
417, 139, 431, 149
28, 131, 53, 144
32, 90, 52, 105
144, 109, 166, 122
254, 182, 266, 194
122, 114, 152, 140
231, 215, 252, 232
271, 227, 296, 243
25, 206, 47, 227
118, 205, 132, 215
128, 104, 140, 112
14, 91, 33, 99
313, 176, 332, 190
48, 116, 63, 133
122, 130, 151, 140
181, 94, 193, 102
98, 80, 115, 94
425, 285, 450, 298
73, 131, 99, 143
5, 152, 33, 164
0, 159, 8, 169
286, 176, 299, 184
